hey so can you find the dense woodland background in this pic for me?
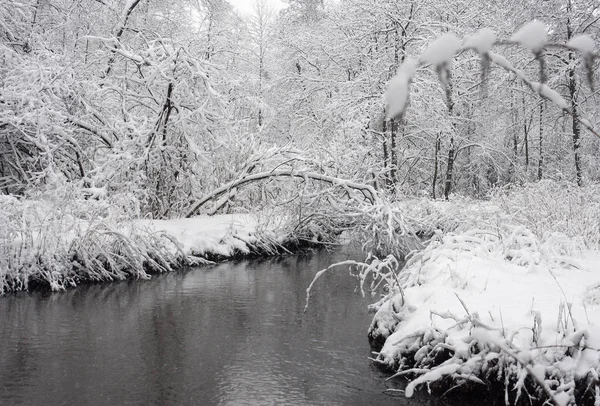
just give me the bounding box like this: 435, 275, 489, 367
1, 0, 599, 219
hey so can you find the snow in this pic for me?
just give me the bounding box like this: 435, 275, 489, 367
81, 186, 108, 200
385, 58, 419, 119
229, 0, 287, 15
370, 226, 600, 402
580, 117, 592, 129
489, 52, 569, 111
531, 82, 569, 110
0, 204, 280, 294
510, 21, 548, 53
464, 28, 496, 55
365, 186, 600, 402
139, 214, 264, 258
489, 52, 514, 70
567, 35, 595, 55
419, 33, 462, 66
405, 363, 461, 397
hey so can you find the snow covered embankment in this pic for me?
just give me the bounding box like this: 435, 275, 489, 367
369, 228, 600, 405
140, 214, 286, 262
0, 198, 287, 294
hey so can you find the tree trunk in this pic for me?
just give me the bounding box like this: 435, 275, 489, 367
522, 95, 529, 174
538, 102, 544, 181
161, 82, 174, 144
382, 112, 390, 186
441, 67, 455, 200
432, 134, 441, 199
508, 93, 518, 182
105, 0, 143, 77
390, 118, 397, 189
443, 137, 455, 200
566, 0, 583, 186
568, 67, 583, 186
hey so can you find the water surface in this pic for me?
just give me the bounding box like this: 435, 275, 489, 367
1, 248, 448, 405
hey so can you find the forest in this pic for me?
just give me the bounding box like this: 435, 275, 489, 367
1, 0, 600, 404
2, 0, 598, 218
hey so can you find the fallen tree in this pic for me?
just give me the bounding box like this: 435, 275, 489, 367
185, 169, 380, 218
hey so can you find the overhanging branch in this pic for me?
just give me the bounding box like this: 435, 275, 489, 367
185, 170, 380, 218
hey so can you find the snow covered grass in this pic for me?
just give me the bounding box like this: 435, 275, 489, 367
0, 195, 182, 293
386, 181, 600, 250
0, 196, 287, 294
492, 181, 600, 250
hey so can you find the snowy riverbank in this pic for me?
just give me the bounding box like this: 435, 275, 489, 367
139, 214, 282, 259
368, 230, 600, 404
0, 197, 291, 294
362, 184, 600, 405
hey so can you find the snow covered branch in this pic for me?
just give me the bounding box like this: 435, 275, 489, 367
186, 169, 380, 218
385, 21, 600, 139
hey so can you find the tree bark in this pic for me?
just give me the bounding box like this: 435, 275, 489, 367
432, 133, 440, 199
538, 102, 544, 181
566, 0, 583, 186
443, 137, 455, 200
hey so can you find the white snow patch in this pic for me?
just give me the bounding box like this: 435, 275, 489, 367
140, 214, 262, 257
81, 186, 107, 200
510, 21, 548, 53
464, 28, 496, 55
580, 117, 592, 129
385, 58, 419, 119
405, 363, 461, 397
419, 33, 462, 66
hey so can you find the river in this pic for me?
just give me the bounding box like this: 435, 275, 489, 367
1, 248, 464, 405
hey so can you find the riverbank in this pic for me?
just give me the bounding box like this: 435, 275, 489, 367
0, 196, 298, 294
364, 183, 600, 405
368, 232, 600, 404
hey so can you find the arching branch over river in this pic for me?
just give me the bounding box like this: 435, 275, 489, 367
185, 170, 380, 218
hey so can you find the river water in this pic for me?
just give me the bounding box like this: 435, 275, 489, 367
0, 248, 451, 405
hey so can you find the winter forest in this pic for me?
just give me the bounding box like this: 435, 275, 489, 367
2, 0, 600, 405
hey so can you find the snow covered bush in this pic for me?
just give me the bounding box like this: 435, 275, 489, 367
355, 201, 424, 259
312, 179, 600, 404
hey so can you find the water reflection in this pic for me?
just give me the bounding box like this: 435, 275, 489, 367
1, 249, 442, 405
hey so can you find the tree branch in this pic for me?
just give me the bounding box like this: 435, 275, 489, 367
186, 170, 380, 218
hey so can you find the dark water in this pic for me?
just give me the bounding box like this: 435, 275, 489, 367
0, 248, 447, 405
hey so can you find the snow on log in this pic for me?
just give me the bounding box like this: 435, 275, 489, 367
567, 34, 595, 55
531, 82, 569, 110
464, 28, 496, 55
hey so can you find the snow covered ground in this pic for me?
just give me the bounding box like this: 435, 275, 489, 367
138, 214, 280, 258
365, 188, 600, 405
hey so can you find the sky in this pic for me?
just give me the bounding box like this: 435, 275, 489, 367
228, 0, 287, 15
